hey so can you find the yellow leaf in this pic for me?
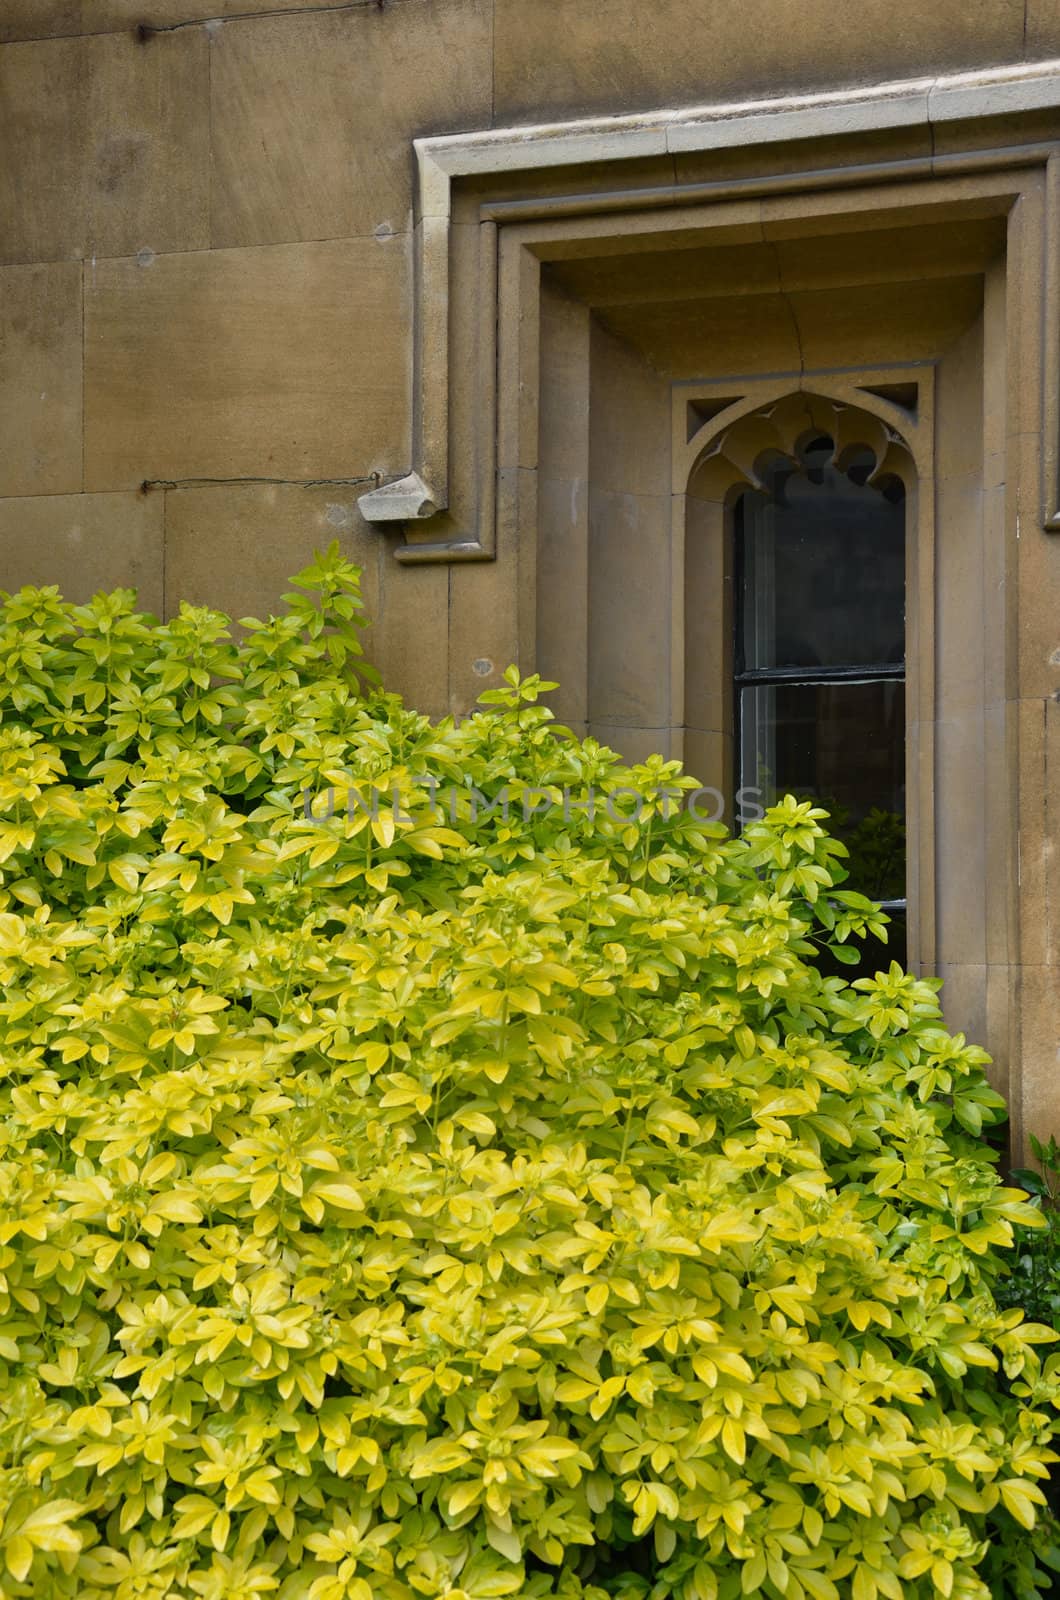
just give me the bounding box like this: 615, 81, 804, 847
409, 1439, 471, 1478
312, 1183, 365, 1212
586, 1282, 609, 1317
148, 1193, 202, 1225
108, 859, 139, 892
448, 1481, 481, 1516
555, 1378, 595, 1402
721, 1417, 746, 1464
5, 1535, 33, 1582
999, 1478, 1046, 1529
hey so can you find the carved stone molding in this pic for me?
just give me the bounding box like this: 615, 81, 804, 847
356, 59, 1060, 558
676, 378, 929, 501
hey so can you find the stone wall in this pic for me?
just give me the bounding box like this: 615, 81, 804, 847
3, 0, 1060, 702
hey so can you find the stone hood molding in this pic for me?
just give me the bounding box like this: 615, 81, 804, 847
357, 56, 1060, 560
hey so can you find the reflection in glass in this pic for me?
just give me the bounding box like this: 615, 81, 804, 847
734, 437, 907, 974
736, 449, 905, 673
738, 679, 905, 902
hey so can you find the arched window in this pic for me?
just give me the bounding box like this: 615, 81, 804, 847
733, 433, 907, 966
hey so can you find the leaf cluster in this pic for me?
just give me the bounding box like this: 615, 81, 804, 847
0, 550, 1055, 1600
1001, 1139, 1060, 1332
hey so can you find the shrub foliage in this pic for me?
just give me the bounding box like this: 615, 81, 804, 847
0, 548, 1056, 1600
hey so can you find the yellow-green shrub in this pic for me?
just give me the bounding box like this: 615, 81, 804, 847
0, 547, 1055, 1600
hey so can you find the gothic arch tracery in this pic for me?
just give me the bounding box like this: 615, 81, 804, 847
684, 388, 918, 505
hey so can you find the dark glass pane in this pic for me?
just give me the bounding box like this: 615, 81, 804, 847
736, 450, 905, 672
739, 677, 906, 903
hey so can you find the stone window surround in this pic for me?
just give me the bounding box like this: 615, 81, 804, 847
354, 63, 1060, 1151
356, 55, 1060, 558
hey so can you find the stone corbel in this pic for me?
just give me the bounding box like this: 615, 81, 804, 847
357, 470, 438, 523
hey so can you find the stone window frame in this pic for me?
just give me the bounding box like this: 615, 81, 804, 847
357, 56, 1060, 555
356, 59, 1060, 1151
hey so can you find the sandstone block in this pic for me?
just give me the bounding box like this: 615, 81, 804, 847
0, 490, 163, 611
0, 29, 208, 264
162, 482, 381, 645
493, 0, 1024, 124
209, 0, 492, 248
84, 237, 410, 489
0, 261, 82, 496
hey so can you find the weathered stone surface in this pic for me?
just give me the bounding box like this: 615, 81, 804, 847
162, 483, 380, 633
493, 0, 1026, 123
0, 0, 371, 34
936, 964, 989, 1056
672, 126, 934, 189
536, 285, 591, 732
1026, 0, 1060, 54
88, 0, 357, 30
934, 482, 985, 716
594, 285, 802, 380
1001, 196, 1048, 446
1045, 697, 1060, 967
538, 283, 591, 482
550, 239, 777, 314
933, 712, 988, 967
980, 701, 1015, 972
588, 489, 671, 728
0, 1, 79, 42
681, 730, 728, 805
373, 558, 449, 720
1014, 697, 1051, 970
1016, 964, 1060, 1153
0, 0, 1042, 59
1018, 524, 1060, 703
447, 544, 521, 719
0, 262, 82, 496
683, 494, 730, 739
83, 237, 410, 489
87, 30, 209, 259
0, 37, 84, 261
208, 0, 492, 248
537, 473, 589, 702
0, 29, 208, 265
792, 279, 985, 369
589, 321, 670, 497
0, 491, 163, 612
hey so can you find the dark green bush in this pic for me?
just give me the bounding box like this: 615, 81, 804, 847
1002, 1139, 1060, 1331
